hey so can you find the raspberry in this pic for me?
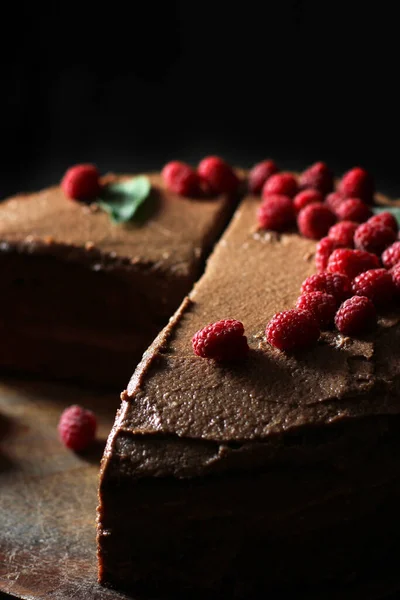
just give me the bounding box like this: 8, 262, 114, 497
298, 161, 334, 195
325, 192, 346, 213
315, 237, 344, 271
334, 296, 376, 335
354, 221, 396, 255
58, 405, 97, 452
328, 221, 358, 247
368, 212, 398, 233
390, 264, 400, 295
297, 203, 336, 240
352, 268, 395, 306
265, 309, 320, 351
300, 271, 351, 305
382, 241, 400, 269
257, 194, 295, 231
197, 156, 240, 194
262, 172, 298, 199
192, 319, 249, 361
338, 167, 374, 203
161, 161, 202, 196
336, 198, 372, 223
296, 291, 337, 328
248, 159, 279, 194
61, 164, 101, 202
293, 189, 323, 214
327, 248, 380, 279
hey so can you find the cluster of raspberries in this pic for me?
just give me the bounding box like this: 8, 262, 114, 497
192, 160, 400, 358
254, 161, 375, 239
162, 156, 240, 196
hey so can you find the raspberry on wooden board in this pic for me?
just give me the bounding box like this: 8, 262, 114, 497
58, 405, 97, 452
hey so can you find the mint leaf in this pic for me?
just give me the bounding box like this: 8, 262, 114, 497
97, 176, 151, 224
372, 206, 400, 228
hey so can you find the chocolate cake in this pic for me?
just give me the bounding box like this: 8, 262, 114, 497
0, 173, 234, 386
97, 188, 400, 597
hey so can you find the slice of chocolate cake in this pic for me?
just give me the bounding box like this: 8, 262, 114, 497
97, 187, 400, 597
0, 171, 235, 386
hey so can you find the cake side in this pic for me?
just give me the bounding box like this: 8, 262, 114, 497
0, 173, 236, 386
98, 188, 400, 596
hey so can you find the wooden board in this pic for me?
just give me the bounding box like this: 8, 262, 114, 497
2, 375, 400, 600
0, 376, 132, 600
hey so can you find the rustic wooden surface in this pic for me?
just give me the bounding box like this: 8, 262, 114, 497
2, 376, 400, 600
0, 376, 132, 600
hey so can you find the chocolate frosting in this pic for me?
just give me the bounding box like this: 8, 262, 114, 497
102, 193, 400, 480
0, 173, 231, 277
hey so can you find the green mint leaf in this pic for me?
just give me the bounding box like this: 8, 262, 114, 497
372, 206, 400, 228
97, 176, 151, 224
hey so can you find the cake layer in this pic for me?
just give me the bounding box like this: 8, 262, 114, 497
98, 191, 400, 595
0, 173, 235, 386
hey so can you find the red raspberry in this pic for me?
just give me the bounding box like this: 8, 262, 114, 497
257, 194, 295, 231
368, 212, 398, 233
390, 264, 400, 295
335, 296, 376, 335
354, 221, 396, 255
352, 268, 395, 306
338, 167, 375, 203
382, 241, 400, 269
198, 156, 240, 194
296, 291, 337, 327
262, 172, 298, 199
328, 221, 358, 247
298, 161, 334, 195
301, 272, 351, 304
58, 405, 97, 452
297, 203, 336, 240
325, 192, 346, 213
61, 164, 101, 202
315, 237, 344, 271
162, 161, 202, 196
192, 319, 249, 361
248, 159, 279, 194
265, 309, 320, 351
293, 189, 323, 214
327, 248, 380, 279
336, 198, 372, 223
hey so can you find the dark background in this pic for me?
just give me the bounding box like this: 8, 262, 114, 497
1, 1, 399, 198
